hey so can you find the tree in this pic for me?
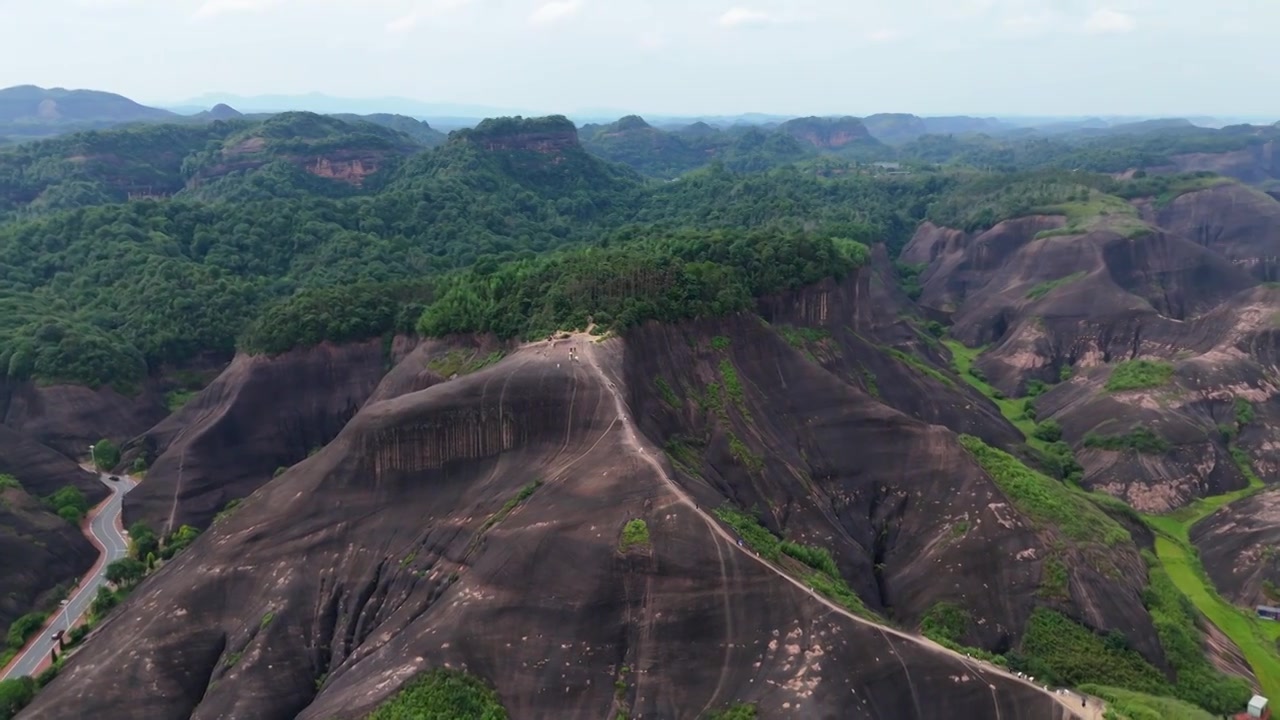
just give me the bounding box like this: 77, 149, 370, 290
1032, 420, 1064, 443
89, 586, 119, 619
127, 521, 159, 560
105, 558, 146, 588
91, 439, 120, 471
0, 677, 35, 720
160, 525, 200, 558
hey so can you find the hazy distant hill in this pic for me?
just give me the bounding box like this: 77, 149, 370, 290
0, 85, 175, 124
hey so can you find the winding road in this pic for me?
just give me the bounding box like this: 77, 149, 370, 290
571, 334, 1105, 720
1, 469, 136, 680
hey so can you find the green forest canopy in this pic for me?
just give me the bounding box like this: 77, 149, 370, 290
0, 113, 1267, 389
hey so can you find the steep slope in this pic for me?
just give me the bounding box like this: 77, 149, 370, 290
24, 328, 1081, 720
121, 336, 502, 535
1, 378, 172, 458
0, 426, 103, 641
1192, 487, 1280, 606
902, 180, 1278, 512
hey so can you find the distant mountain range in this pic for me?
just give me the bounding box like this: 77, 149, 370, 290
2, 85, 1276, 146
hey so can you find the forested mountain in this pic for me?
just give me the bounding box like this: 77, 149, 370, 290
1, 106, 1279, 720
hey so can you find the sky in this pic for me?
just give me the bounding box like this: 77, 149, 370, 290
1, 0, 1277, 118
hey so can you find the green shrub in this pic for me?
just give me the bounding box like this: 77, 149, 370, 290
126, 521, 159, 560
713, 507, 780, 561
883, 346, 956, 388
0, 474, 19, 490
1032, 420, 1063, 442
619, 519, 650, 551
1105, 360, 1174, 392
1234, 397, 1255, 428
365, 668, 506, 720
1025, 379, 1048, 397
1016, 608, 1171, 693
920, 602, 970, 644
5, 611, 48, 650
1083, 427, 1170, 454
44, 485, 88, 524
704, 703, 757, 720
1027, 271, 1086, 300
958, 435, 1127, 545
654, 377, 681, 407
780, 542, 839, 577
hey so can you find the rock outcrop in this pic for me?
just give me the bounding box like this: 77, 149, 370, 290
901, 186, 1280, 511
23, 325, 1082, 719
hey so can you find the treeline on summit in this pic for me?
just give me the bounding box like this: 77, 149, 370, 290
418, 231, 869, 340
0, 122, 929, 388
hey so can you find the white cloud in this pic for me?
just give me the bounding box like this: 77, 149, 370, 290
865, 28, 900, 43
1083, 8, 1136, 34
529, 0, 583, 26
718, 7, 773, 27
385, 0, 473, 34
194, 0, 280, 18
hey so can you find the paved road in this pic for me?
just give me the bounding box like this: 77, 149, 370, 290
1, 470, 136, 680
571, 334, 1103, 720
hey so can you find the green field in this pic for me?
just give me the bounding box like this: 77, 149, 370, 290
1145, 465, 1280, 700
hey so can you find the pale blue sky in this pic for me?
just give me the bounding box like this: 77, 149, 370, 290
2, 0, 1276, 117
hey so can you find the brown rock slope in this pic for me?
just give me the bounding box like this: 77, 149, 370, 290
0, 425, 104, 638
23, 329, 1085, 720
902, 185, 1280, 511
1191, 488, 1280, 607
0, 378, 170, 457
120, 337, 464, 534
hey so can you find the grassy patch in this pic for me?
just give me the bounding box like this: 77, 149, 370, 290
479, 481, 542, 533
619, 519, 650, 551
1081, 685, 1214, 720
1039, 555, 1070, 600
944, 340, 1042, 442
1105, 360, 1174, 393
727, 433, 764, 473
703, 703, 757, 720
1027, 271, 1087, 300
1030, 191, 1149, 239
1140, 552, 1252, 713
713, 506, 875, 619
1083, 427, 1170, 454
654, 377, 681, 408
882, 346, 956, 388
427, 350, 506, 379
958, 435, 1129, 546
165, 389, 199, 412
718, 360, 749, 417
860, 368, 880, 398
366, 668, 507, 720
663, 435, 703, 474
0, 474, 20, 490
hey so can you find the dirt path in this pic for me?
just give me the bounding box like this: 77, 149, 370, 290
569, 334, 1105, 720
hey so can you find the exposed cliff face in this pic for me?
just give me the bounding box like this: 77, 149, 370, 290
0, 425, 103, 640
0, 486, 98, 640
23, 322, 1084, 720
0, 379, 171, 458
122, 339, 406, 534
900, 187, 1280, 511
1191, 486, 1280, 606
